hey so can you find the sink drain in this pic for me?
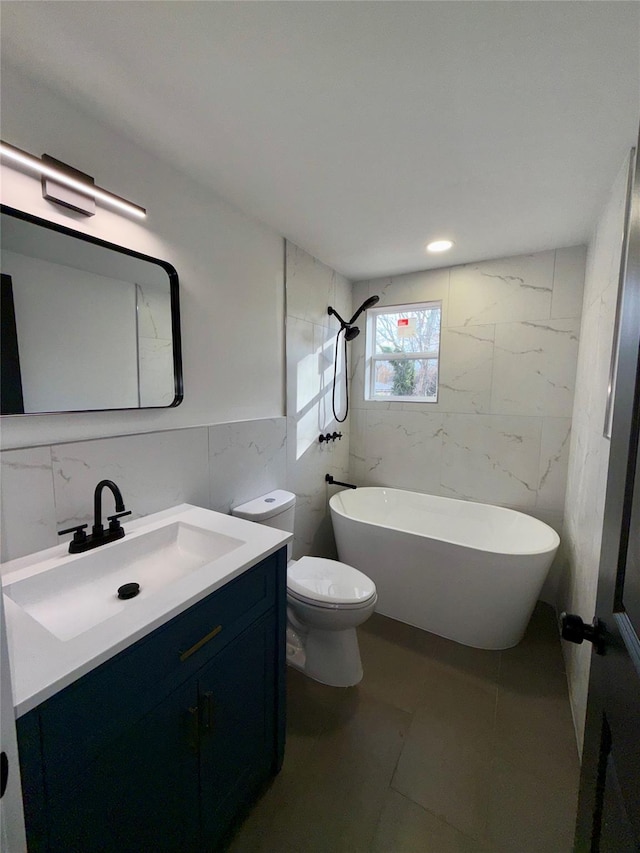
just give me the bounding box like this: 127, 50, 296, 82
117, 582, 140, 600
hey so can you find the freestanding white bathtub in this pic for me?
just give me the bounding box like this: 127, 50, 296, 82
329, 487, 559, 650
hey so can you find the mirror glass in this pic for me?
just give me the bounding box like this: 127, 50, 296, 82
0, 206, 182, 414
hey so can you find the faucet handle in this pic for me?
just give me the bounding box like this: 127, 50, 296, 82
107, 510, 132, 531
58, 524, 88, 545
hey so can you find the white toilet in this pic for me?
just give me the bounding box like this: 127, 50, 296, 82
232, 490, 377, 687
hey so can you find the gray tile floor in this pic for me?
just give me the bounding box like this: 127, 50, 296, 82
227, 604, 580, 852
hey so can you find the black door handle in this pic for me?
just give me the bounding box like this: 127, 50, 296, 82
0, 751, 8, 798
560, 613, 607, 655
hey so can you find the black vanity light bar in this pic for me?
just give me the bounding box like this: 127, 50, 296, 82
0, 140, 147, 219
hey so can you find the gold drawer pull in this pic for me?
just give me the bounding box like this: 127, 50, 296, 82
180, 625, 222, 662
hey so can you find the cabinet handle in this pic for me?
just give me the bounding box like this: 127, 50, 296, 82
186, 706, 199, 753
201, 691, 214, 732
179, 625, 222, 662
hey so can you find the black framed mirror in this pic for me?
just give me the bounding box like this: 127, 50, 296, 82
0, 205, 183, 414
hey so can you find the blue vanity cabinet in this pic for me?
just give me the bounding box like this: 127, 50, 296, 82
47, 675, 201, 853
198, 613, 277, 850
16, 547, 287, 853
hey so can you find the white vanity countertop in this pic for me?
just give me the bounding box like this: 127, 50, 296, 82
1, 504, 291, 717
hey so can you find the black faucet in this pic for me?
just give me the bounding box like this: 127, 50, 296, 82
58, 479, 131, 554
93, 479, 125, 537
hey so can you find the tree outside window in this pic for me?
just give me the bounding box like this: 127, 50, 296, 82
366, 302, 441, 402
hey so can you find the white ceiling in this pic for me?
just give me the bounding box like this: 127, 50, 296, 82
1, 2, 639, 280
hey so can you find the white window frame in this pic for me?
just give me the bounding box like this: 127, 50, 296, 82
365, 300, 442, 403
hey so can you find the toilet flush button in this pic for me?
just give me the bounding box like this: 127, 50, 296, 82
265, 498, 276, 503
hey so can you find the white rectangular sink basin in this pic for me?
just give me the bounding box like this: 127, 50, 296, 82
3, 521, 244, 641
3, 503, 292, 716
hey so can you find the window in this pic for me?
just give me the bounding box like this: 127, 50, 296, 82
365, 301, 441, 402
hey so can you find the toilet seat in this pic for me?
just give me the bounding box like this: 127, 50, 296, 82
287, 588, 377, 611
287, 556, 377, 608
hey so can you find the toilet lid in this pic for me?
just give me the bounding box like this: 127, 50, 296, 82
287, 556, 376, 606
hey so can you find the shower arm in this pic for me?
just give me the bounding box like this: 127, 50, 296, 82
328, 294, 380, 331
327, 305, 349, 328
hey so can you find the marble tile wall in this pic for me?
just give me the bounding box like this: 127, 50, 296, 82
350, 246, 587, 601
285, 242, 352, 559
557, 154, 631, 754
208, 418, 287, 515
137, 285, 175, 407
0, 418, 286, 566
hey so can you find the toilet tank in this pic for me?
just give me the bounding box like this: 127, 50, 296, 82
231, 490, 296, 561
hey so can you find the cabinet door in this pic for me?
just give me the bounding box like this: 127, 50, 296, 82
47, 677, 200, 853
199, 612, 276, 849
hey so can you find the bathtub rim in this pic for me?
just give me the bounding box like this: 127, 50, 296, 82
329, 486, 560, 558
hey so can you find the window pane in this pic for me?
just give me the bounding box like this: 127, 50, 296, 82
373, 358, 438, 399
374, 306, 440, 355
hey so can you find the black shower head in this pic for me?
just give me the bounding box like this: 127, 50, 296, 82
349, 294, 380, 325
328, 297, 380, 424
344, 326, 360, 341
328, 295, 379, 343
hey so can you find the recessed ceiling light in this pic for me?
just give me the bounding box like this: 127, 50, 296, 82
426, 239, 454, 253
